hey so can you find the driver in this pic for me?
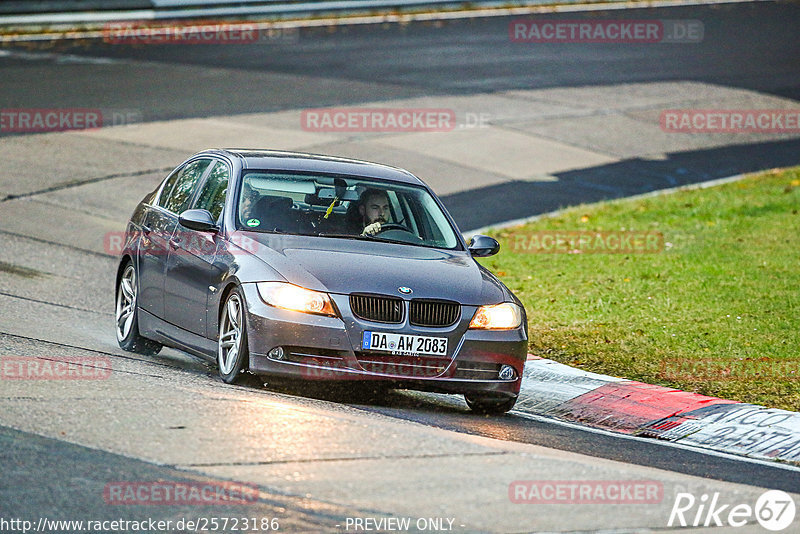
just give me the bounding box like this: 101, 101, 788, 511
358, 188, 391, 236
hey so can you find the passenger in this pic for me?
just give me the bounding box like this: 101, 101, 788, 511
239, 182, 260, 223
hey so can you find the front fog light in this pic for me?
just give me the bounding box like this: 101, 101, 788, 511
499, 365, 516, 380
268, 346, 285, 360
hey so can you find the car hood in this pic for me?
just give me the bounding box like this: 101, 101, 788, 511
236, 232, 509, 305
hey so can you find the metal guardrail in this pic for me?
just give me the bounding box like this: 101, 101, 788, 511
0, 0, 703, 27
0, 1, 152, 14
0, 0, 548, 25
0, 0, 532, 17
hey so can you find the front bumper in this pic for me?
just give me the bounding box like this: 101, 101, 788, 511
241, 284, 528, 397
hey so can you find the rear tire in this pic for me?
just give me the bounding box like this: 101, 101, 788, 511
115, 261, 162, 355
465, 393, 517, 415
218, 288, 251, 384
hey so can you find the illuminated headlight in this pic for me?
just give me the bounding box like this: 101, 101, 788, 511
469, 302, 522, 330
256, 282, 337, 317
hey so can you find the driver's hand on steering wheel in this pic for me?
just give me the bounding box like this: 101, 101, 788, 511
362, 222, 382, 236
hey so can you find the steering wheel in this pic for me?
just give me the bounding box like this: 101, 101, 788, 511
371, 223, 424, 244
375, 223, 412, 233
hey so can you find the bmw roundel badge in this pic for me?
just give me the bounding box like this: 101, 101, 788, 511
398, 286, 412, 294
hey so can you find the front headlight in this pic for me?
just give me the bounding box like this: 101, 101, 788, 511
256, 282, 337, 317
469, 302, 522, 330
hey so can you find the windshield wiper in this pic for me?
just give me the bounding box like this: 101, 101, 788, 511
369, 236, 419, 246
314, 232, 371, 241
313, 232, 432, 248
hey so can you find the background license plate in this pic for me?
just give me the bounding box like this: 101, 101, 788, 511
362, 332, 447, 356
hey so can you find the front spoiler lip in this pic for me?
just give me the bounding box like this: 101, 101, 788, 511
248, 354, 524, 398
250, 356, 519, 383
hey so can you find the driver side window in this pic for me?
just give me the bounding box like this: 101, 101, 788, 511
160, 159, 211, 214
193, 161, 229, 222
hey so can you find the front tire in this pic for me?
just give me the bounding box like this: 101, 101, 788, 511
465, 393, 517, 415
218, 288, 250, 384
115, 261, 162, 355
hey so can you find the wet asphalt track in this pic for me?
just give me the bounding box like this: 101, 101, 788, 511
1, 1, 799, 530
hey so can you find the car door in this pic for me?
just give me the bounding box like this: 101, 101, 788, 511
138, 158, 212, 321
137, 166, 181, 319
164, 159, 230, 337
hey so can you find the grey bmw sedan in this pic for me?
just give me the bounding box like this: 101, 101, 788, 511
115, 149, 527, 413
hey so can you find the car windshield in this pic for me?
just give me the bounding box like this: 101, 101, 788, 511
237, 171, 461, 249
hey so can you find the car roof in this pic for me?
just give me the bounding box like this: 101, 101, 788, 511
197, 148, 425, 186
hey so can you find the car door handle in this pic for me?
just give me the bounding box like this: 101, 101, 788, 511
169, 237, 181, 249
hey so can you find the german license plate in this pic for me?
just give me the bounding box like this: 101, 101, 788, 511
362, 331, 448, 356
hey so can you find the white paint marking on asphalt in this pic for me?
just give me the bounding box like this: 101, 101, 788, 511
511, 410, 800, 473
0, 49, 122, 64
55, 54, 116, 64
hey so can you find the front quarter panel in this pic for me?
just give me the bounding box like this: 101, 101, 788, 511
204, 230, 287, 340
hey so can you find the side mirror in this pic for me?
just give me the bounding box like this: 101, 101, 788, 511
179, 209, 218, 232
468, 235, 500, 257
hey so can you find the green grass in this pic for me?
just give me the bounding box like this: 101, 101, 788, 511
478, 167, 800, 411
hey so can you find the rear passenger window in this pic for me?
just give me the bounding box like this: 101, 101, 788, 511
193, 161, 229, 222
161, 159, 211, 214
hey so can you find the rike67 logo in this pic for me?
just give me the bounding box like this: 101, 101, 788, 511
669, 490, 796, 531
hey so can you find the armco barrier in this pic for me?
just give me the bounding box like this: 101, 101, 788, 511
0, 0, 617, 25
0, 1, 152, 15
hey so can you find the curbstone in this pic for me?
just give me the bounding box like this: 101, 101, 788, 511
518, 356, 800, 465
